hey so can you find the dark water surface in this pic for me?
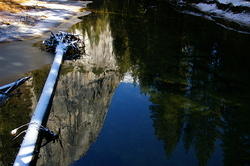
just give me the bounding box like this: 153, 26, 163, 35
67, 1, 250, 165
1, 0, 250, 165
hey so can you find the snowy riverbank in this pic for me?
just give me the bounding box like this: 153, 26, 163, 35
0, 0, 91, 42
169, 0, 250, 33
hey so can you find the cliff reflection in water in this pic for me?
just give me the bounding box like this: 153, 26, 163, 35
36, 14, 121, 166
70, 1, 249, 165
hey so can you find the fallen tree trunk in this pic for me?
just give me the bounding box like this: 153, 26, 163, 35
13, 32, 83, 166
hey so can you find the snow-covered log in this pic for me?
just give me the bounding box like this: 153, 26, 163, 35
13, 32, 83, 166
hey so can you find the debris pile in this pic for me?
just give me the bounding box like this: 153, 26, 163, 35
43, 31, 85, 60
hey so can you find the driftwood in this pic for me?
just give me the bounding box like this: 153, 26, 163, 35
43, 31, 85, 60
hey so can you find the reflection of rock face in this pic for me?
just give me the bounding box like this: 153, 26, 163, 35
70, 15, 117, 71
37, 14, 121, 166
37, 69, 120, 166
84, 23, 117, 70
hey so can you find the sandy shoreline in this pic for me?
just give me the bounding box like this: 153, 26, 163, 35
0, 0, 92, 42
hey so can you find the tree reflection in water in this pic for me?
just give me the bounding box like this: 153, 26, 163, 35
1, 0, 249, 165
93, 0, 250, 165
37, 0, 249, 165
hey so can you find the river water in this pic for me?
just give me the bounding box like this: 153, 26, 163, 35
0, 0, 250, 165
0, 39, 53, 85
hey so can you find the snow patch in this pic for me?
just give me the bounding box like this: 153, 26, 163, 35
195, 3, 250, 26
196, 3, 217, 12
0, 1, 92, 42
217, 0, 250, 7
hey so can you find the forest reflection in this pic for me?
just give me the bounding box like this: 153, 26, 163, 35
89, 0, 250, 165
